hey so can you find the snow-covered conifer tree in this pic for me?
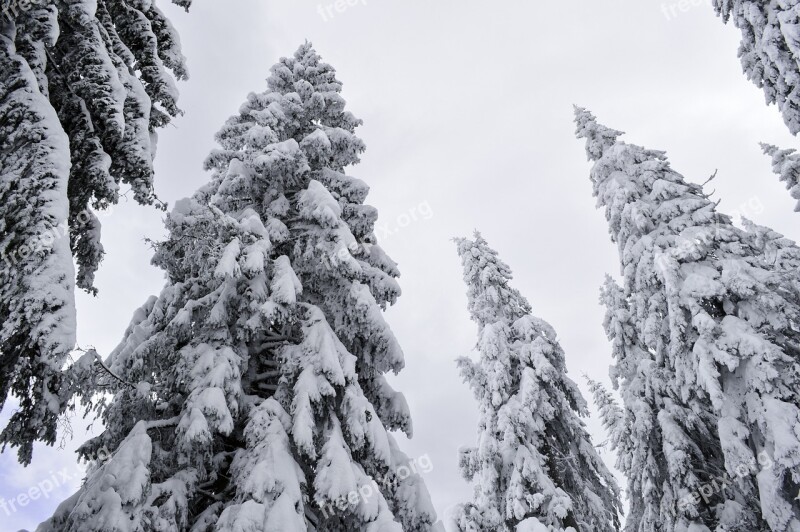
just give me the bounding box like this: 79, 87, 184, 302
584, 376, 625, 460
6, 0, 190, 288
743, 217, 800, 284
0, 0, 190, 460
712, 0, 800, 135
760, 143, 800, 212
600, 275, 764, 532
0, 19, 77, 465
576, 107, 800, 531
452, 232, 621, 532
39, 43, 441, 532
742, 217, 800, 317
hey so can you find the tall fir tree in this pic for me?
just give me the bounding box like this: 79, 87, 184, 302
575, 107, 800, 531
0, 0, 190, 461
451, 233, 621, 532
39, 43, 442, 532
712, 0, 800, 136
599, 275, 763, 532
760, 143, 800, 213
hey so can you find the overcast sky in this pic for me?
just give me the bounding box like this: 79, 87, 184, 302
2, 1, 800, 530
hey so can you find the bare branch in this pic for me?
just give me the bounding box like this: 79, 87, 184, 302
90, 350, 137, 389
701, 169, 718, 188
144, 417, 180, 430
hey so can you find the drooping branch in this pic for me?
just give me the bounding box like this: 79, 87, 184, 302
253, 370, 282, 382
144, 416, 180, 430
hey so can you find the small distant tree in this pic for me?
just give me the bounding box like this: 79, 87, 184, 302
584, 375, 625, 461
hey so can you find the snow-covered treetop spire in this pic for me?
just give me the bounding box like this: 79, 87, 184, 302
761, 142, 800, 212
573, 106, 624, 161
267, 41, 346, 97
453, 231, 531, 327
573, 107, 720, 251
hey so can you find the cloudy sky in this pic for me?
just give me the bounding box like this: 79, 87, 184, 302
2, 0, 800, 529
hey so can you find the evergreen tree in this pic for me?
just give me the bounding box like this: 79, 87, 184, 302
0, 18, 77, 466
0, 0, 190, 461
712, 0, 800, 135
742, 217, 800, 293
8, 0, 189, 288
39, 43, 441, 532
584, 376, 625, 461
600, 276, 763, 532
575, 107, 800, 531
40, 0, 189, 290
760, 143, 800, 213
451, 233, 621, 532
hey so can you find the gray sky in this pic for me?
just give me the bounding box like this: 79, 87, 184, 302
2, 0, 800, 529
